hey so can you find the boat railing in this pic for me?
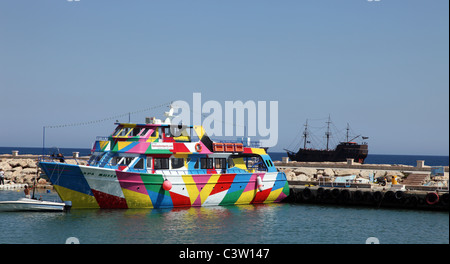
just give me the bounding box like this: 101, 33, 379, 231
38, 155, 82, 165
212, 139, 262, 148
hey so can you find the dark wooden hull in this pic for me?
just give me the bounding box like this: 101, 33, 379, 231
287, 143, 368, 163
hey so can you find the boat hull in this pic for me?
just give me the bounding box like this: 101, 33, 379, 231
0, 198, 67, 212
38, 162, 289, 209
287, 143, 368, 163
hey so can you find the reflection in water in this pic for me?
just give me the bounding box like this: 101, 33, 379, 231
63, 204, 284, 244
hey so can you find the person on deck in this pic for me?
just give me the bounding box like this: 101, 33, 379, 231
24, 185, 32, 198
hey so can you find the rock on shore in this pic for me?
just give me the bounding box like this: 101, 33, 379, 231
278, 163, 448, 187
0, 156, 87, 187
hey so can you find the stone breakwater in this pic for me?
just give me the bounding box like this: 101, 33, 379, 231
0, 154, 87, 188
1, 154, 448, 189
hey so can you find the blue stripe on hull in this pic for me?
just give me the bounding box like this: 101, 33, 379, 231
39, 162, 93, 196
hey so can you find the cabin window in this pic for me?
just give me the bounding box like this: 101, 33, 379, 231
140, 128, 150, 137
227, 157, 235, 168
200, 158, 214, 169
112, 127, 122, 137
120, 157, 134, 166
122, 128, 132, 137
151, 128, 158, 137
88, 153, 105, 166
113, 128, 123, 137
147, 157, 152, 169
133, 158, 144, 170
194, 159, 200, 169
215, 158, 226, 169
163, 127, 172, 137
111, 156, 133, 167
129, 127, 142, 137
171, 158, 184, 169
255, 157, 267, 171
114, 127, 131, 137
154, 158, 169, 170
111, 156, 122, 166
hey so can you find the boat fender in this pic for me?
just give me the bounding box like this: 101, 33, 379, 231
441, 193, 449, 206
340, 189, 351, 202
354, 190, 363, 202
331, 188, 340, 199
425, 192, 439, 205
394, 191, 404, 200
363, 191, 373, 202
301, 187, 312, 201
323, 189, 332, 200
373, 191, 383, 202
317, 187, 325, 197
384, 191, 395, 202
405, 195, 418, 208
256, 176, 263, 192
162, 179, 172, 191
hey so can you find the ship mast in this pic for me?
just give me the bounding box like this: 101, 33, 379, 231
325, 115, 331, 150
346, 123, 350, 142
303, 119, 309, 149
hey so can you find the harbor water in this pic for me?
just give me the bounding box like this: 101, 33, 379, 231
0, 189, 448, 244
1, 148, 448, 244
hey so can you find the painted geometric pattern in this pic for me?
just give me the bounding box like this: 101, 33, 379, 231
39, 162, 289, 209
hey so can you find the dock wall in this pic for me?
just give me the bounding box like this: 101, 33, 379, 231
286, 184, 449, 211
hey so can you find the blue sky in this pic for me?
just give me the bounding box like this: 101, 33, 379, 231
0, 0, 448, 155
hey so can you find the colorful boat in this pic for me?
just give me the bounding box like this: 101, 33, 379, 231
38, 108, 289, 209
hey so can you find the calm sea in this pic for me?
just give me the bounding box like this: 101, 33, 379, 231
0, 190, 448, 244
0, 147, 448, 246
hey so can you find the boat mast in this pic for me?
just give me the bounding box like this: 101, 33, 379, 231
303, 119, 309, 149
325, 115, 331, 150
346, 123, 350, 142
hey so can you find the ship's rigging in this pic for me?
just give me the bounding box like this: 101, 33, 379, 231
287, 116, 368, 153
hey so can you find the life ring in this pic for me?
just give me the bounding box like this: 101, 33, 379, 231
425, 192, 439, 205
195, 143, 202, 152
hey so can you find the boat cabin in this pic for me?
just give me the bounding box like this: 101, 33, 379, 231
89, 122, 277, 175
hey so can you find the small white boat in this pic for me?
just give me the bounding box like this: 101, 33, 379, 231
0, 198, 71, 212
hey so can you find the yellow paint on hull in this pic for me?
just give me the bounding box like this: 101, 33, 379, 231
121, 188, 153, 208
54, 185, 99, 209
